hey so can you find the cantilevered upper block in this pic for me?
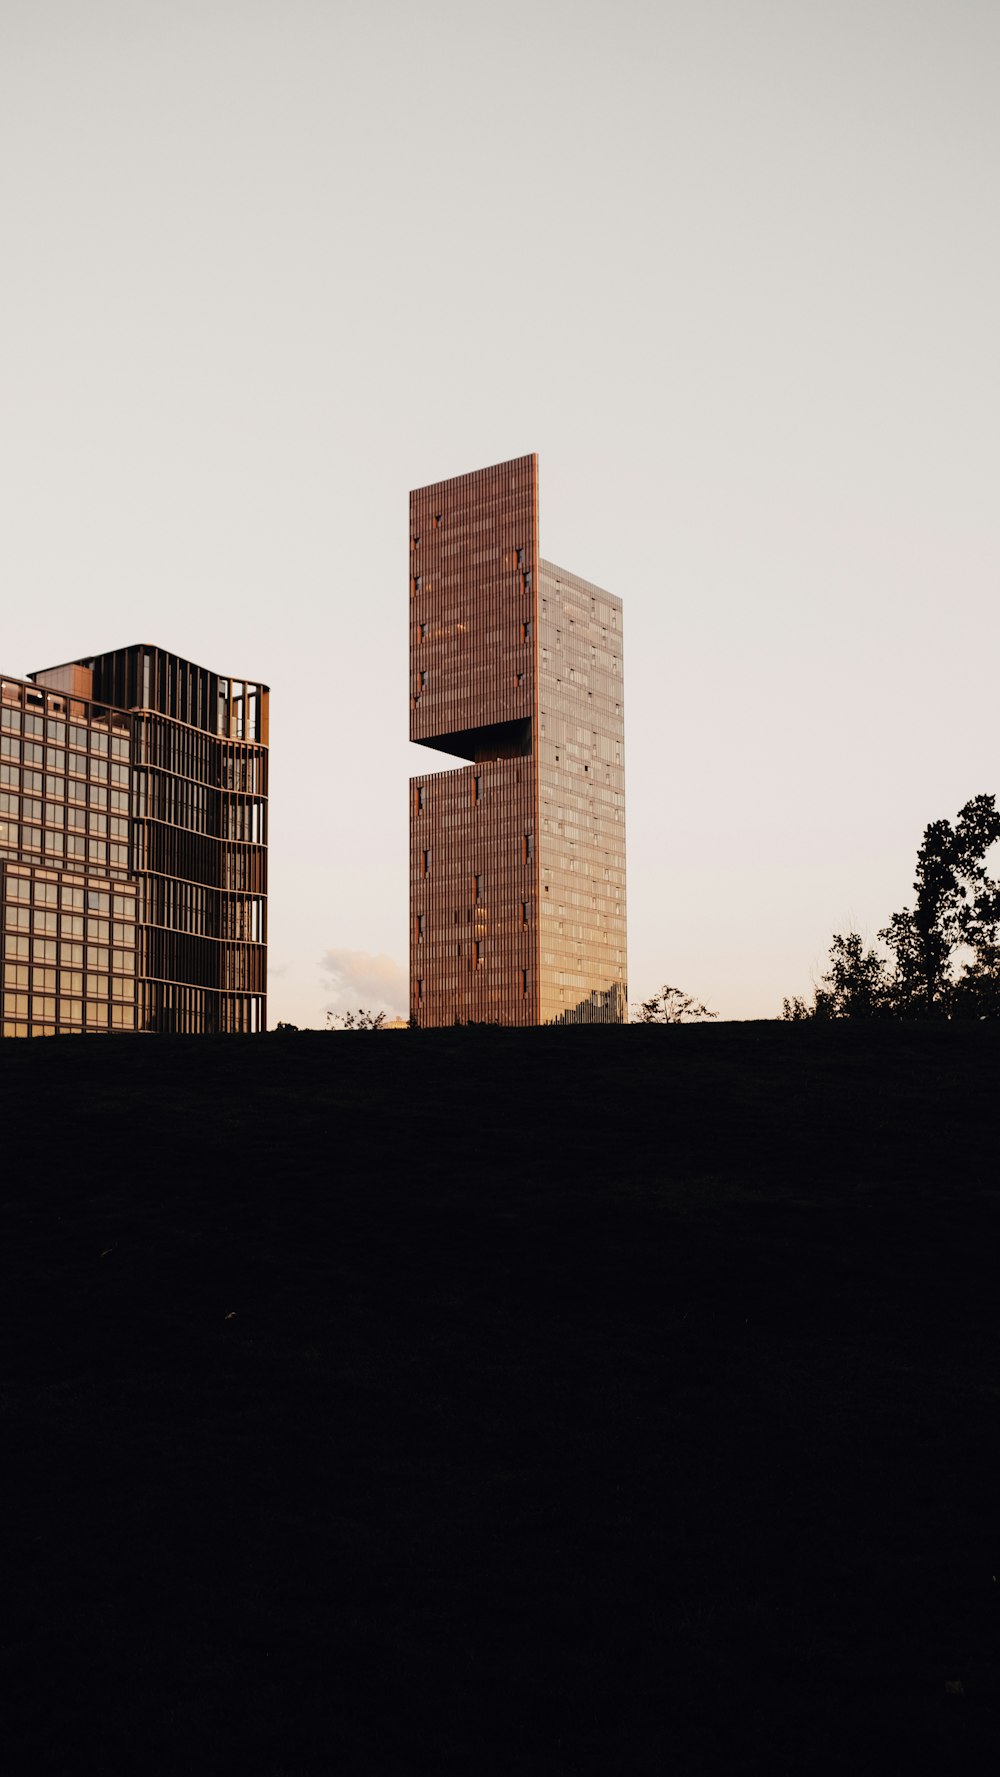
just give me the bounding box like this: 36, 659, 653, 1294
410, 454, 538, 757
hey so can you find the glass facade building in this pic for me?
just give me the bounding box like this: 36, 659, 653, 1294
0, 644, 268, 1038
409, 454, 626, 1026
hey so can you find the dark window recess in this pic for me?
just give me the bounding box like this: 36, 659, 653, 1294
474, 774, 482, 802
433, 513, 442, 527
474, 941, 483, 967
474, 874, 483, 902
417, 914, 425, 943
422, 848, 431, 877
521, 901, 529, 927
420, 670, 428, 687
419, 623, 427, 640
516, 548, 524, 568
416, 784, 425, 811
521, 969, 529, 996
516, 672, 524, 687
522, 621, 532, 643
417, 978, 424, 1000
524, 833, 534, 862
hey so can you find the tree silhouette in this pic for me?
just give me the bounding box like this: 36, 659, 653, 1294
635, 986, 717, 1024
326, 1008, 387, 1031
786, 795, 1000, 1019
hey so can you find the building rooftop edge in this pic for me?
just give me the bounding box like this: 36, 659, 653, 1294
27, 645, 269, 694
539, 559, 621, 606
409, 451, 537, 502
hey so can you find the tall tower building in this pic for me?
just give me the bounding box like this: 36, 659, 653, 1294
409, 454, 626, 1026
0, 644, 268, 1037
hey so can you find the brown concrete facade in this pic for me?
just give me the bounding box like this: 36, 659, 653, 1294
1, 645, 268, 1037
409, 454, 626, 1026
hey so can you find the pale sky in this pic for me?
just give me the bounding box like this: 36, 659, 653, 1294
2, 0, 998, 1025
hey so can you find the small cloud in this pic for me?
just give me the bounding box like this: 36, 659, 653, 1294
268, 960, 290, 979
320, 948, 407, 1019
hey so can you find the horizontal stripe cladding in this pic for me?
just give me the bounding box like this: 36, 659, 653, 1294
0, 662, 267, 1037
409, 455, 538, 744
410, 757, 538, 1026
537, 561, 627, 1025
132, 710, 267, 1027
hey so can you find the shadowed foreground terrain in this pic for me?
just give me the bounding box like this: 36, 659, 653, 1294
2, 1024, 998, 1773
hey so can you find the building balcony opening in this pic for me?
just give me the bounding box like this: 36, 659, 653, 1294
413, 717, 532, 763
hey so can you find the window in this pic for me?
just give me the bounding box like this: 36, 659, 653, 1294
473, 774, 482, 803
474, 874, 483, 902
415, 784, 425, 812
419, 623, 427, 641
521, 621, 532, 643
521, 969, 529, 996
417, 978, 424, 999
420, 670, 428, 688
521, 901, 529, 928
473, 941, 482, 969
524, 833, 534, 862
422, 849, 430, 877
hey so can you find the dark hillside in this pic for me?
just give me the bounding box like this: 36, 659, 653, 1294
2, 1025, 998, 1772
